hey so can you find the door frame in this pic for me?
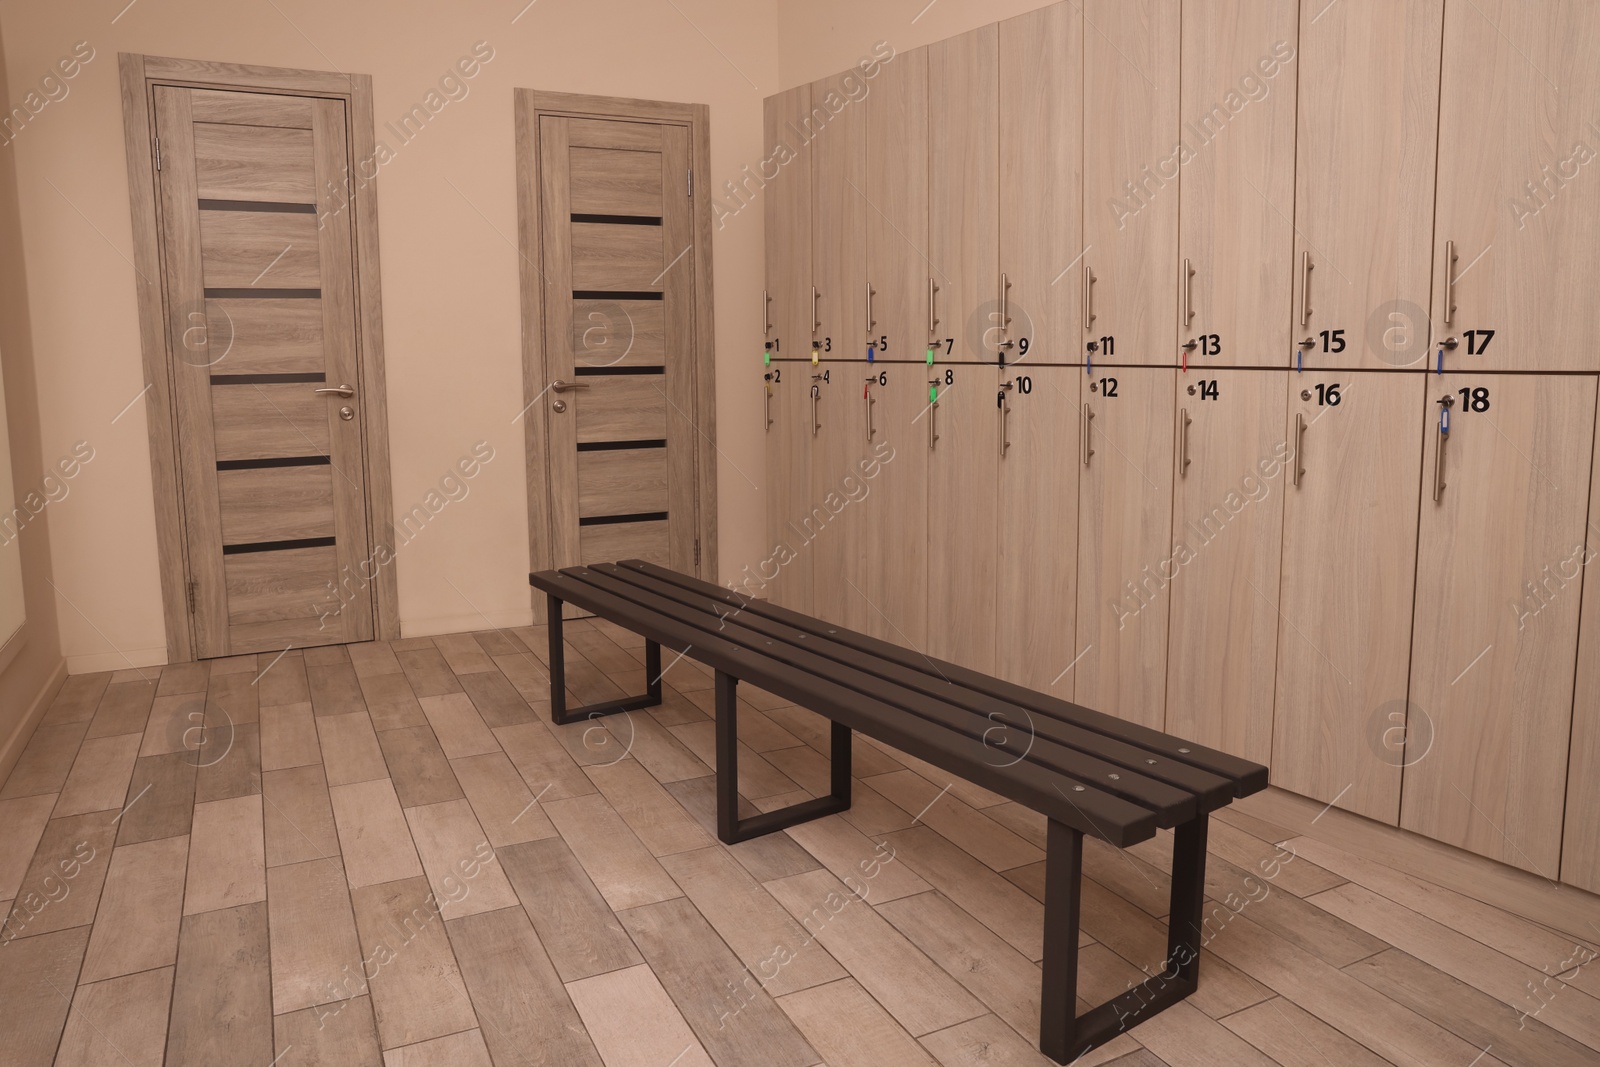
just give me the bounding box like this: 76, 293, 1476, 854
118, 53, 400, 661
514, 89, 718, 586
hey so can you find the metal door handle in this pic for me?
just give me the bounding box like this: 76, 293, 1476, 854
865, 379, 876, 441
866, 283, 876, 336
1178, 408, 1192, 477
1443, 240, 1458, 327
928, 277, 938, 335
1082, 402, 1094, 466
999, 396, 1010, 457
1293, 411, 1306, 487
811, 383, 820, 435
763, 289, 772, 335
764, 384, 773, 430
550, 379, 590, 393
928, 382, 940, 450
1182, 258, 1195, 327
1299, 251, 1313, 327
812, 285, 821, 334
1433, 396, 1453, 501
1083, 265, 1095, 330
1000, 272, 1010, 333
315, 384, 355, 397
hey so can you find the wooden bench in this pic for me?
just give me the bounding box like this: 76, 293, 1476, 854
529, 560, 1268, 1063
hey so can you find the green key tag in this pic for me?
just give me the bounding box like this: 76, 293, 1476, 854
926, 346, 935, 366
928, 384, 938, 403
763, 349, 770, 366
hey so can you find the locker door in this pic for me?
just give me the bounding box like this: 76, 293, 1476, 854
997, 366, 1080, 696
1432, 1, 1600, 372
1177, 2, 1299, 368
1165, 370, 1289, 764
1563, 424, 1600, 892
1074, 366, 1175, 728
1293, 0, 1443, 371
1404, 374, 1596, 873
1273, 373, 1426, 823
761, 362, 813, 612
999, 1, 1081, 367
810, 68, 866, 366
808, 361, 870, 629
762, 87, 813, 612
861, 46, 930, 648
927, 364, 1000, 672
929, 24, 999, 364
1082, 0, 1179, 367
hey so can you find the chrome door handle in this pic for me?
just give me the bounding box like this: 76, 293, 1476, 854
1082, 402, 1094, 466
764, 383, 773, 430
866, 282, 876, 336
811, 383, 821, 435
1293, 411, 1306, 487
1083, 264, 1095, 331
315, 384, 355, 397
1443, 239, 1458, 327
1182, 258, 1195, 327
1299, 251, 1313, 327
550, 379, 590, 393
1433, 395, 1453, 501
1178, 408, 1192, 477
927, 277, 939, 335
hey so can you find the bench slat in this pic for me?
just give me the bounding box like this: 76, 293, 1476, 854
592, 562, 1235, 814
622, 560, 1267, 795
531, 569, 1160, 844
572, 565, 1200, 825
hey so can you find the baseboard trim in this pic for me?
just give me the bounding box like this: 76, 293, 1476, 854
65, 646, 168, 674
0, 657, 68, 787
1235, 786, 1600, 943
401, 609, 535, 640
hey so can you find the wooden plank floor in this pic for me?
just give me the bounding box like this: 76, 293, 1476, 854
2, 621, 1598, 1066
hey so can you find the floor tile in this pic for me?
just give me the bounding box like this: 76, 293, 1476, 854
185, 794, 267, 914
82, 834, 189, 982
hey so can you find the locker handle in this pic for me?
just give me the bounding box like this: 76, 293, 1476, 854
1292, 411, 1306, 487
1000, 272, 1010, 334
764, 381, 773, 430
811, 383, 821, 436
1178, 407, 1192, 478
864, 378, 876, 442
927, 381, 940, 450
998, 385, 1012, 457
1299, 251, 1313, 327
866, 282, 876, 336
1082, 402, 1094, 467
1083, 264, 1096, 330
812, 285, 821, 334
763, 288, 772, 335
1433, 395, 1453, 501
1443, 240, 1458, 327
1182, 258, 1195, 327
928, 277, 939, 335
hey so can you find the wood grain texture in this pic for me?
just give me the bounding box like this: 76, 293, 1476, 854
54, 733, 141, 818
566, 964, 716, 1067
402, 798, 518, 919
349, 876, 475, 1050
263, 763, 340, 867
274, 994, 384, 1066
925, 367, 1001, 673
193, 121, 315, 201
1565, 408, 1600, 891
329, 778, 424, 888
381, 1029, 493, 1067
118, 751, 198, 845
0, 926, 90, 1064
543, 791, 681, 910
317, 711, 389, 786
80, 835, 188, 982
375, 726, 463, 808
56, 966, 174, 1067
184, 794, 266, 914
166, 902, 275, 1065
266, 855, 365, 1015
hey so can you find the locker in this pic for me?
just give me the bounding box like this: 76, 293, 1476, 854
1081, 0, 1180, 367
999, 1, 1081, 367
1165, 370, 1289, 765
1177, 1, 1299, 368
1292, 0, 1443, 371
928, 24, 999, 364
1074, 366, 1175, 728
809, 67, 866, 365
1563, 422, 1600, 892
997, 366, 1081, 696
808, 360, 871, 631
1404, 373, 1596, 873
927, 363, 1000, 672
1432, 0, 1600, 372
1272, 372, 1427, 822
762, 87, 814, 612
860, 47, 930, 648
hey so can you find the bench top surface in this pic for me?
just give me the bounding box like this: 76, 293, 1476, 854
530, 561, 1268, 847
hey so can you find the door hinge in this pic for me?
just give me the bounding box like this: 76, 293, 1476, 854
694, 538, 701, 566
154, 136, 161, 171
687, 168, 692, 197
186, 578, 196, 614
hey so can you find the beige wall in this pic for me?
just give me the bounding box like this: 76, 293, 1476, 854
0, 14, 68, 781
0, 0, 780, 670
774, 0, 1053, 89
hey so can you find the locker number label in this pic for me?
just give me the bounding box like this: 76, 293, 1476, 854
1317, 329, 1346, 353
1188, 379, 1220, 400
1457, 386, 1491, 412
1198, 334, 1222, 357
1090, 377, 1119, 397
1462, 329, 1495, 355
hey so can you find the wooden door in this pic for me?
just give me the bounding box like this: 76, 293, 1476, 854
809, 360, 871, 630
1404, 373, 1596, 873
1081, 0, 1180, 367
1074, 366, 1175, 727
1432, 0, 1600, 372
1165, 370, 1288, 764
1563, 423, 1600, 892
997, 366, 1080, 697
860, 47, 929, 649
927, 364, 1000, 672
1177, 1, 1299, 368
1294, 0, 1443, 370
1273, 373, 1427, 823
539, 116, 698, 574
154, 86, 372, 657
763, 87, 814, 611
929, 24, 999, 364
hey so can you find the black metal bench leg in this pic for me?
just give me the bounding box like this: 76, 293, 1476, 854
714, 669, 851, 844
545, 594, 664, 726
1038, 814, 1209, 1063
